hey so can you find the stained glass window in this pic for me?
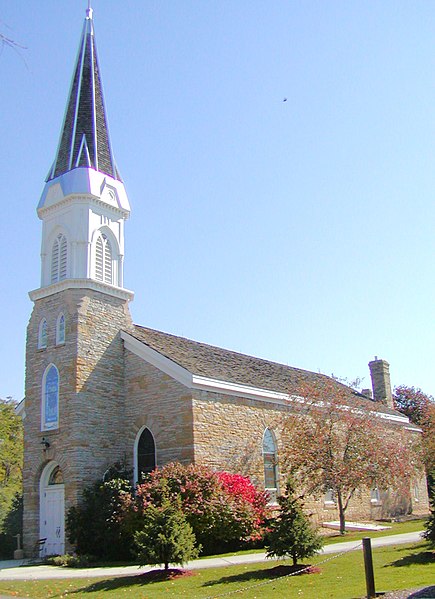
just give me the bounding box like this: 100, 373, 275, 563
263, 428, 278, 492
43, 365, 59, 430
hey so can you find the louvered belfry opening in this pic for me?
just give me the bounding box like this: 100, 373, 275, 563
95, 233, 113, 284
51, 234, 67, 284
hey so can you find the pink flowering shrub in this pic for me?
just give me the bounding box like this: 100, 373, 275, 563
124, 463, 269, 554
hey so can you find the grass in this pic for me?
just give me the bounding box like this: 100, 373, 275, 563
201, 517, 426, 558
319, 517, 426, 545
0, 541, 433, 599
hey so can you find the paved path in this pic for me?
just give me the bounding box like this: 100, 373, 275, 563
0, 531, 424, 581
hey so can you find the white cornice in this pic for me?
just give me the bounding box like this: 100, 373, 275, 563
29, 279, 134, 302
120, 331, 412, 424
37, 195, 129, 220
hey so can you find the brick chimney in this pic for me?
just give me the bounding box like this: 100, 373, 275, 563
368, 357, 393, 409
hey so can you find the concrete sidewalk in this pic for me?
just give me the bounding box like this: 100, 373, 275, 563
0, 530, 424, 581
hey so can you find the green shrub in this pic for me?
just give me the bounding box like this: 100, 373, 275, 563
134, 497, 199, 570
66, 465, 133, 560
266, 479, 323, 566
45, 553, 95, 567
0, 494, 23, 559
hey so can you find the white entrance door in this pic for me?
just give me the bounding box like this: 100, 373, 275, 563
41, 486, 65, 556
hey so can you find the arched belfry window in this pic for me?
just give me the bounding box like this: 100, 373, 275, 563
38, 319, 48, 349
42, 364, 59, 431
95, 233, 113, 284
135, 428, 156, 482
263, 428, 279, 498
51, 234, 67, 283
56, 313, 65, 345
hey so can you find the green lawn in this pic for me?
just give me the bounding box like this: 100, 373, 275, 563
201, 517, 426, 558
0, 542, 433, 599
319, 517, 426, 545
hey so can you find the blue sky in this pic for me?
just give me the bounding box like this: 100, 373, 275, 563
2, 1, 435, 401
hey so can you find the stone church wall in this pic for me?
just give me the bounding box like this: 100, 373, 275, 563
124, 351, 195, 471
191, 390, 428, 525
23, 288, 132, 554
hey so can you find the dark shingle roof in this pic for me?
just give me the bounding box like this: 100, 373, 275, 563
129, 325, 402, 417
47, 9, 121, 182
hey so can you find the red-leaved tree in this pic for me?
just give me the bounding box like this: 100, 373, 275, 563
393, 385, 435, 482
281, 379, 422, 534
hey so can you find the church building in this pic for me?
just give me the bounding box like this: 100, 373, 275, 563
21, 7, 428, 556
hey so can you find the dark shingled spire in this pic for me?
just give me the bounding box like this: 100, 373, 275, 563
47, 7, 121, 182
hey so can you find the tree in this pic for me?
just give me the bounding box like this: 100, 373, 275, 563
266, 479, 323, 566
423, 488, 435, 547
134, 496, 199, 571
281, 379, 421, 534
393, 385, 435, 487
0, 398, 23, 532
393, 385, 434, 425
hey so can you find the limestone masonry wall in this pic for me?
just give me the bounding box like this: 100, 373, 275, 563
123, 352, 195, 472
191, 391, 428, 524
23, 288, 132, 554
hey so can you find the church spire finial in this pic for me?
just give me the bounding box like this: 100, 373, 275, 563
86, 1, 93, 20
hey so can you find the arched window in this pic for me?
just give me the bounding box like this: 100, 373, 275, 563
263, 428, 278, 498
51, 234, 67, 283
42, 365, 59, 430
48, 466, 64, 485
135, 428, 156, 482
56, 313, 65, 345
324, 488, 336, 504
95, 233, 113, 284
38, 319, 48, 349
370, 486, 381, 503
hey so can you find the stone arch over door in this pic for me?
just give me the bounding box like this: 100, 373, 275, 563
39, 461, 65, 556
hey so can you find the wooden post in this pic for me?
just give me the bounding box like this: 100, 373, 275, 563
362, 537, 376, 598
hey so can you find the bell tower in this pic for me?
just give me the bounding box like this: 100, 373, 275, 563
23, 6, 133, 556
35, 4, 131, 297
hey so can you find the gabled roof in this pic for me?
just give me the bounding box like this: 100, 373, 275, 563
46, 7, 121, 182
128, 325, 404, 419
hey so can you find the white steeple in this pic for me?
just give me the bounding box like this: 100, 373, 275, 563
31, 7, 133, 302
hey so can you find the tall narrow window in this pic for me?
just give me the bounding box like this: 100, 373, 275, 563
263, 428, 278, 500
42, 365, 59, 430
95, 233, 113, 284
38, 319, 48, 349
136, 428, 156, 482
56, 313, 65, 345
324, 488, 336, 504
371, 486, 381, 503
51, 234, 67, 283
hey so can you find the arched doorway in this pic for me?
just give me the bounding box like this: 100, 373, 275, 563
39, 462, 65, 556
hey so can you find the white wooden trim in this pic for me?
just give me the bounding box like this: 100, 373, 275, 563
29, 279, 134, 302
